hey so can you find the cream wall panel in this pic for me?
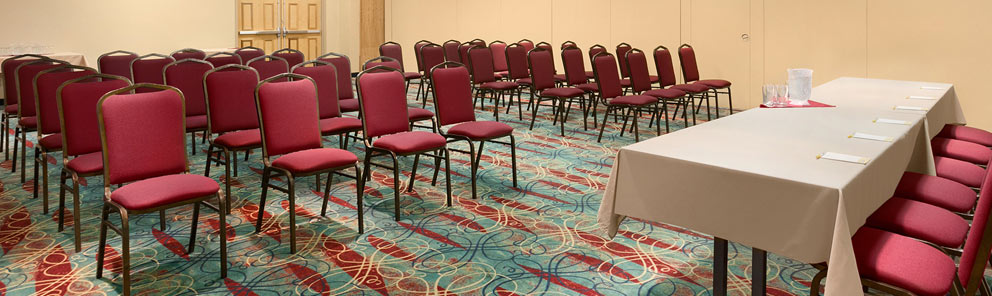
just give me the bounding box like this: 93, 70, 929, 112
551, 0, 611, 72
499, 0, 552, 45
385, 0, 457, 71
762, 0, 866, 85
324, 0, 362, 72
688, 0, 753, 106
455, 0, 502, 42
610, 0, 682, 75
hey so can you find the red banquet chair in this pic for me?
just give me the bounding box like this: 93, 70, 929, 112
129, 53, 175, 92
442, 40, 462, 63
416, 43, 446, 107
13, 58, 68, 182
560, 40, 577, 49
97, 50, 138, 80
931, 137, 992, 166
626, 48, 688, 133
504, 43, 532, 119
292, 60, 363, 148
170, 48, 206, 60
560, 46, 599, 129
247, 55, 289, 81
356, 66, 452, 221
273, 48, 305, 68
205, 52, 243, 68
413, 39, 432, 73
458, 42, 475, 66
535, 42, 566, 83
56, 74, 131, 252
615, 43, 658, 91
95, 84, 228, 296
378, 41, 424, 97
591, 52, 662, 142
253, 73, 364, 253
163, 59, 214, 155
234, 46, 265, 65
469, 39, 486, 47
655, 45, 712, 124
317, 52, 359, 113
587, 44, 607, 79
430, 62, 518, 199
202, 64, 262, 208
1, 54, 47, 161
362, 58, 437, 131
489, 41, 510, 78
518, 39, 535, 52
467, 46, 521, 120
938, 124, 992, 147
527, 47, 586, 136
32, 64, 97, 214
678, 44, 733, 117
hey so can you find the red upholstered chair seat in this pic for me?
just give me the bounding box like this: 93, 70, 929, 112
447, 121, 513, 141
865, 197, 969, 248
649, 75, 659, 83
480, 81, 519, 90
320, 117, 362, 134
339, 99, 359, 112
672, 83, 710, 93
896, 172, 977, 213
852, 227, 956, 296
494, 72, 505, 80
585, 71, 595, 78
541, 88, 585, 98
4, 104, 16, 113
497, 71, 509, 77
186, 115, 208, 130
271, 148, 358, 174
938, 125, 992, 147
643, 88, 687, 99
214, 129, 262, 148
18, 116, 36, 128
39, 134, 62, 150
408, 107, 435, 121
554, 74, 566, 81
515, 78, 532, 85
620, 79, 631, 87
66, 152, 103, 174
403, 72, 422, 80
609, 95, 657, 106
696, 79, 731, 88
932, 137, 991, 165
935, 156, 986, 188
576, 83, 598, 93
373, 131, 447, 154
110, 174, 220, 210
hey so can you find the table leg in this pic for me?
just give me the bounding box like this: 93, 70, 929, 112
714, 237, 728, 296
752, 248, 767, 295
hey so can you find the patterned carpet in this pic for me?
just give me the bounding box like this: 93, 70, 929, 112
0, 85, 821, 296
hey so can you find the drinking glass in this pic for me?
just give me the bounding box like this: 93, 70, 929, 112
762, 84, 776, 107
776, 84, 790, 106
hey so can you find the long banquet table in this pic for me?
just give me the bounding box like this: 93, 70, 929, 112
598, 77, 966, 295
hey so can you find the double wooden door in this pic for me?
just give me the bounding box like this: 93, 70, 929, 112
237, 0, 322, 60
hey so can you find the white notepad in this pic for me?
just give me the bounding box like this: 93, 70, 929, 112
874, 118, 910, 125
920, 86, 945, 90
906, 95, 936, 100
849, 132, 894, 142
818, 152, 870, 165
894, 105, 928, 111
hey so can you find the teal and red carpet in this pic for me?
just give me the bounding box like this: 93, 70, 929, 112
0, 87, 820, 295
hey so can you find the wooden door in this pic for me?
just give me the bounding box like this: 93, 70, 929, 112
688, 0, 752, 108
237, 0, 282, 53
283, 0, 322, 60
237, 0, 322, 59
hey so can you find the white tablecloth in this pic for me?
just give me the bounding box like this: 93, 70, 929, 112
0, 52, 88, 101
598, 77, 965, 295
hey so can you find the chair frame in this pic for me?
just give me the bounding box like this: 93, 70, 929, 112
678, 44, 732, 118
170, 48, 206, 60
234, 46, 265, 65
97, 50, 139, 79
2, 54, 48, 163
205, 52, 244, 68
163, 58, 215, 155
561, 40, 577, 49
13, 58, 69, 184
272, 48, 305, 68
95, 83, 228, 296
355, 66, 452, 221
201, 64, 262, 212
592, 52, 661, 142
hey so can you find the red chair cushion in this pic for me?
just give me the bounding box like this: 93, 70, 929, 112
187, 115, 208, 130
214, 129, 262, 149
480, 81, 519, 90
643, 88, 687, 99
404, 72, 422, 80
373, 131, 447, 154
320, 117, 362, 135
697, 79, 731, 88
4, 104, 16, 113
649, 75, 659, 83
541, 87, 585, 98
515, 78, 532, 85
18, 116, 36, 128
935, 156, 986, 188
609, 95, 656, 106
39, 134, 62, 150
620, 79, 631, 87
110, 174, 220, 211
585, 71, 595, 78
446, 121, 513, 141
576, 83, 598, 93
671, 83, 710, 93
932, 137, 991, 165
271, 148, 358, 174
339, 99, 359, 112
66, 152, 103, 175
938, 125, 992, 147
554, 74, 566, 82
852, 227, 956, 296
865, 197, 968, 248
408, 107, 435, 122
896, 172, 977, 213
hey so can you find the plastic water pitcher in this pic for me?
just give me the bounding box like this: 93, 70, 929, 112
787, 68, 813, 105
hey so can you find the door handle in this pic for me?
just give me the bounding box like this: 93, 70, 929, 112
239, 30, 280, 35
741, 33, 750, 41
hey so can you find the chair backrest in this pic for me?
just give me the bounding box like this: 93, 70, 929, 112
535, 42, 556, 70
591, 52, 623, 100
653, 45, 679, 88
97, 50, 138, 80
235, 47, 265, 65
561, 40, 577, 49
419, 44, 445, 79
2, 54, 47, 108
527, 47, 556, 91
58, 74, 131, 158
98, 84, 188, 185
470, 39, 486, 47
317, 52, 354, 100
505, 43, 530, 80
171, 48, 206, 60
615, 43, 632, 78
957, 158, 992, 294
442, 40, 462, 62
164, 59, 214, 117
205, 52, 243, 68
589, 44, 607, 59
625, 48, 653, 93
414, 40, 432, 72
489, 41, 509, 72
363, 56, 402, 72
17, 59, 68, 118
292, 60, 341, 119
355, 67, 409, 139
254, 73, 323, 159
203, 65, 261, 134
458, 43, 475, 65
272, 48, 305, 68
130, 53, 175, 93
518, 39, 535, 52
247, 55, 289, 81
678, 44, 700, 83
34, 65, 97, 135
560, 46, 588, 86
467, 46, 497, 84
378, 41, 405, 71
430, 62, 475, 126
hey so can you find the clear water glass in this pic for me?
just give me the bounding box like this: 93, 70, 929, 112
776, 84, 789, 106
763, 84, 776, 107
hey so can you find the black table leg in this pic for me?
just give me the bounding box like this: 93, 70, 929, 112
752, 248, 767, 295
714, 237, 728, 296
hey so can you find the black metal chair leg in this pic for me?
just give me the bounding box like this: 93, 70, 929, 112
356, 163, 366, 234
57, 170, 67, 232
255, 168, 270, 233
391, 154, 401, 221
95, 203, 110, 279
188, 202, 200, 254
443, 148, 452, 207
407, 154, 420, 192
71, 174, 82, 253
320, 171, 333, 216
287, 178, 297, 254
